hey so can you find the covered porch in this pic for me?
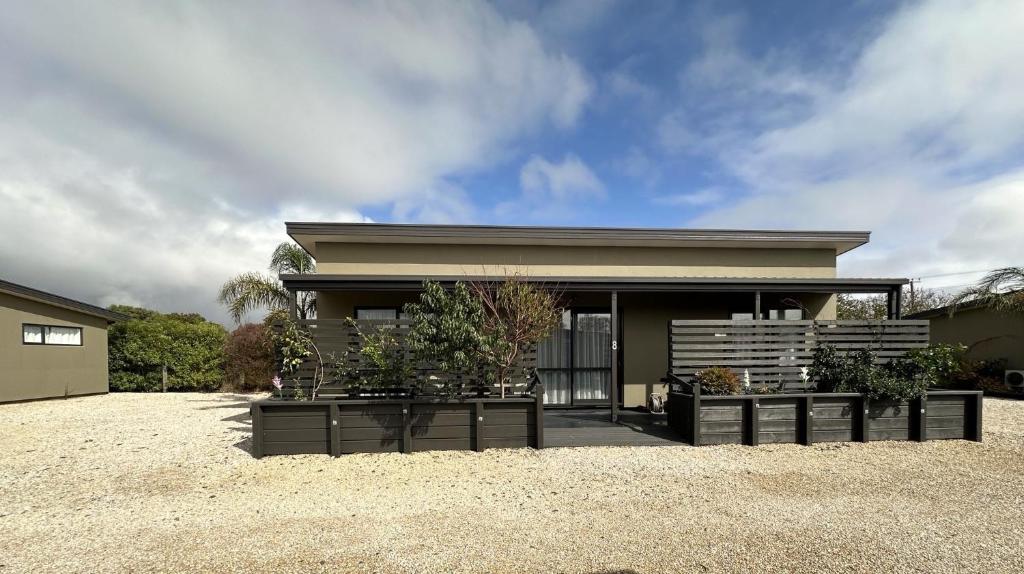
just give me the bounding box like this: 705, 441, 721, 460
281, 274, 907, 433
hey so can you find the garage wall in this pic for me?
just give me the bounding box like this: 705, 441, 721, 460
0, 293, 111, 402
926, 307, 1024, 369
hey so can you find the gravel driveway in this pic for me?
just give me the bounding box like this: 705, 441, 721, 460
2, 393, 1023, 573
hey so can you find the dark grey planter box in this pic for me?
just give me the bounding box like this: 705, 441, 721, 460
250, 393, 544, 458
666, 389, 982, 446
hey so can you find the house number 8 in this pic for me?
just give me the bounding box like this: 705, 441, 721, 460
611, 340, 618, 351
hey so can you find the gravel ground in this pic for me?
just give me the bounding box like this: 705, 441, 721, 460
1, 393, 1023, 574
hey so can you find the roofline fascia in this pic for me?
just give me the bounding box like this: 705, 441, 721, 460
285, 222, 871, 255
0, 280, 129, 322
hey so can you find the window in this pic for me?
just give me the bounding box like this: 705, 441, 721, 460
767, 309, 804, 320
23, 324, 83, 346
730, 312, 754, 320
354, 307, 408, 321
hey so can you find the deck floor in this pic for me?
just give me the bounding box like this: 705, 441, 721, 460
543, 409, 683, 448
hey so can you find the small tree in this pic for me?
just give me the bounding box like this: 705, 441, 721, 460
469, 275, 563, 398
404, 280, 486, 391
271, 319, 326, 400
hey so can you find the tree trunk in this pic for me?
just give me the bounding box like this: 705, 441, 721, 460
162, 365, 168, 393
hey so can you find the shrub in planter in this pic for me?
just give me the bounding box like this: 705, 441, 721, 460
810, 344, 927, 402
346, 322, 414, 392
694, 367, 741, 395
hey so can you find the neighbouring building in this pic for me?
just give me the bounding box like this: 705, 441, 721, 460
0, 279, 126, 403
280, 222, 908, 409
907, 300, 1024, 370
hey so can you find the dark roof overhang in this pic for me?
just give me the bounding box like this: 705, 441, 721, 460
286, 222, 871, 256
0, 279, 129, 322
280, 274, 907, 294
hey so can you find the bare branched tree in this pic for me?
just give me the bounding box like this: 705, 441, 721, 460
469, 273, 563, 398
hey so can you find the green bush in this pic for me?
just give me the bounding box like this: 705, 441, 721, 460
694, 367, 741, 395
903, 344, 967, 388
108, 306, 227, 392
348, 322, 413, 389
223, 323, 275, 392
809, 344, 927, 402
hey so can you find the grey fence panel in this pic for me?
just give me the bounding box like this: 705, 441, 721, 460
669, 320, 929, 390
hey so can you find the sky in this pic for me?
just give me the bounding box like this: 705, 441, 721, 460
2, 0, 1023, 325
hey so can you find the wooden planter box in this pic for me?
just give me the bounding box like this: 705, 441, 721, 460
250, 393, 544, 457
666, 389, 982, 446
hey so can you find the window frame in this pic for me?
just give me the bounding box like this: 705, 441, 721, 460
353, 307, 407, 321
22, 323, 84, 347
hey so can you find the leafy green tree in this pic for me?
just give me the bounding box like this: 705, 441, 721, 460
837, 288, 954, 319
403, 280, 486, 388
219, 242, 316, 323
108, 307, 227, 392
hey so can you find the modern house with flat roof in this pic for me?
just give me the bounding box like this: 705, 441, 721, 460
0, 279, 126, 403
280, 222, 908, 412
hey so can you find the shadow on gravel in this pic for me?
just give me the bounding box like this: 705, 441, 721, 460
232, 436, 253, 455
222, 410, 251, 424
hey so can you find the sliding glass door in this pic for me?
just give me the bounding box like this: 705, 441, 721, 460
537, 309, 614, 406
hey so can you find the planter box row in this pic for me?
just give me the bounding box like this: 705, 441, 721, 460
666, 389, 982, 446
250, 392, 544, 457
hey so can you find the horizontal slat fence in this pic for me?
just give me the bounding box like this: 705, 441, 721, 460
273, 319, 537, 397
669, 320, 929, 391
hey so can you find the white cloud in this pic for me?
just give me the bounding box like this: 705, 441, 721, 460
687, 0, 1024, 284
653, 188, 724, 207
0, 1, 592, 323
519, 154, 605, 201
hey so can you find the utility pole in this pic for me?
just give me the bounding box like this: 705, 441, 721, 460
909, 278, 917, 312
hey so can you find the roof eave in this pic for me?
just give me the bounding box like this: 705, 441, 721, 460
286, 222, 871, 256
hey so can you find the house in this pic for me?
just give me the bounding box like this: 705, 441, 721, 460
0, 279, 126, 403
280, 222, 908, 416
907, 300, 1023, 370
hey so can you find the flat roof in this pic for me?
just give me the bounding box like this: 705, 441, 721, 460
280, 274, 906, 293
287, 222, 871, 255
0, 279, 128, 322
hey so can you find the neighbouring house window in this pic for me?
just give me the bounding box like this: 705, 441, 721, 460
354, 307, 409, 321
23, 324, 83, 346
767, 309, 804, 320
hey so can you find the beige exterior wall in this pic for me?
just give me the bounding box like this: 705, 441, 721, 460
926, 307, 1024, 370
315, 242, 837, 279
0, 293, 110, 402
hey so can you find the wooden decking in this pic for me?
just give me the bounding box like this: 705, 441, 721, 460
543, 409, 683, 448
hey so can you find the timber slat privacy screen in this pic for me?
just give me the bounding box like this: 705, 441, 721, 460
669, 320, 930, 390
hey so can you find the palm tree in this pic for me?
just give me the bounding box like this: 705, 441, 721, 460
954, 267, 1024, 315
219, 242, 316, 323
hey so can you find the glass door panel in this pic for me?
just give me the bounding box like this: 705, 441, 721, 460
538, 310, 572, 405
572, 312, 611, 404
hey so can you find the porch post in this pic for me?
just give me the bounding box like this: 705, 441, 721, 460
610, 290, 619, 423
288, 289, 298, 321
894, 286, 903, 319
886, 289, 895, 320
754, 290, 761, 320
